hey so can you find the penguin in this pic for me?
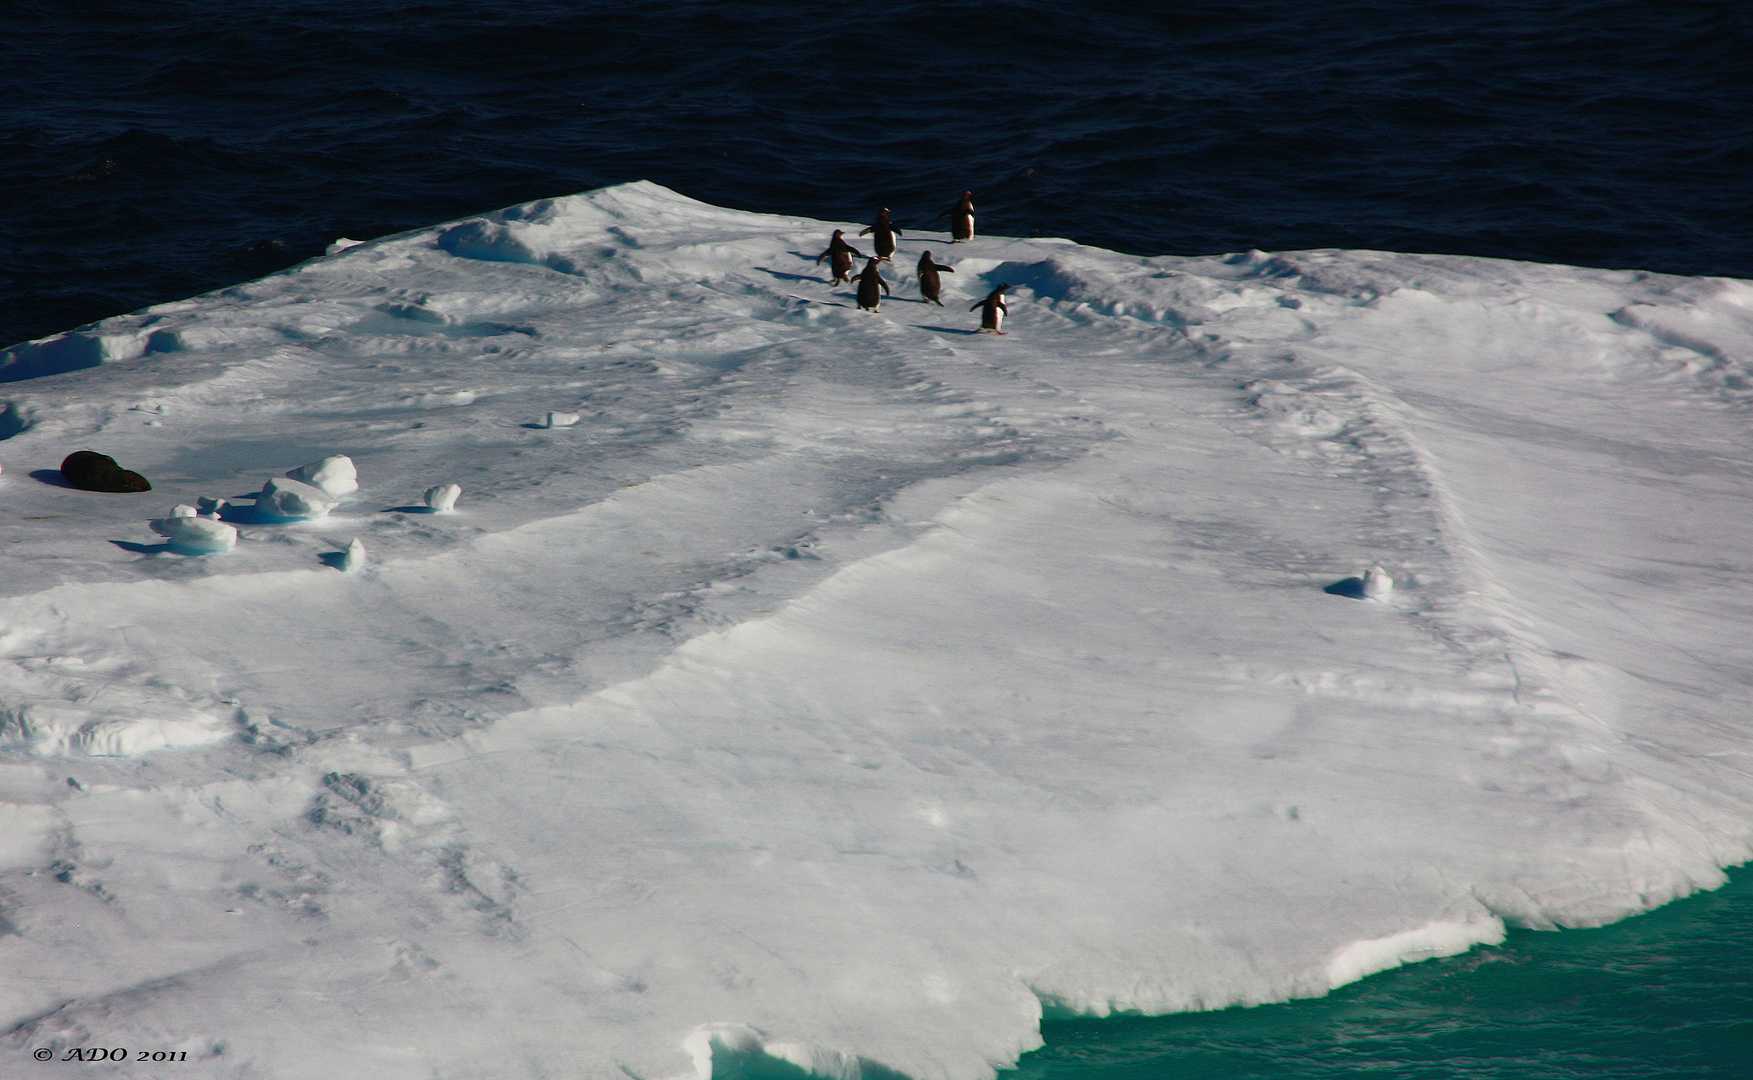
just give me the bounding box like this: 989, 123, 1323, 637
916, 250, 955, 305
934, 190, 975, 242
971, 284, 1010, 333
856, 258, 891, 311
858, 208, 902, 262
815, 229, 866, 285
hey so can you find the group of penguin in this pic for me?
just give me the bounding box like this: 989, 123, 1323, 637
814, 191, 1011, 334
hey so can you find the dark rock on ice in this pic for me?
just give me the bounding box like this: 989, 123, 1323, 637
60, 450, 150, 492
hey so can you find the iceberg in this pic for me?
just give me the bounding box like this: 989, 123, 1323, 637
0, 182, 1751, 1080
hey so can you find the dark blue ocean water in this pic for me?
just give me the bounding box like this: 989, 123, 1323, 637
4, 1, 1752, 352
3, 1, 1752, 1073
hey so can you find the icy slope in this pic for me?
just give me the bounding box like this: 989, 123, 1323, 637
2, 182, 1753, 1079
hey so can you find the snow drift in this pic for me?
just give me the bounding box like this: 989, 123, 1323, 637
2, 182, 1752, 1079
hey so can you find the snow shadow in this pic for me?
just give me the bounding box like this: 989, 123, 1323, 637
382, 504, 438, 514
110, 540, 216, 557
916, 325, 981, 336
29, 468, 76, 488
317, 551, 351, 570
0, 334, 107, 382
215, 497, 336, 526
0, 402, 30, 439
215, 501, 280, 525
1324, 575, 1370, 599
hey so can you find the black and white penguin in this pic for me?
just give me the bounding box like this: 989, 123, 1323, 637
858, 208, 902, 262
815, 229, 866, 285
971, 284, 1010, 333
917, 250, 955, 305
856, 258, 891, 311
936, 190, 974, 242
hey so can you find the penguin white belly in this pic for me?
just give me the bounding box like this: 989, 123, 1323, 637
966, 213, 975, 239
990, 305, 1003, 331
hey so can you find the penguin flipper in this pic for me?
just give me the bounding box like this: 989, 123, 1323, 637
858, 226, 873, 236
939, 264, 955, 273
970, 299, 984, 312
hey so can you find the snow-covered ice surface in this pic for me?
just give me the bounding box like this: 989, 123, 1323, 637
3, 182, 1753, 1078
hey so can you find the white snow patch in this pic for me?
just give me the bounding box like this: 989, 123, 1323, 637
74, 713, 233, 757
0, 801, 57, 870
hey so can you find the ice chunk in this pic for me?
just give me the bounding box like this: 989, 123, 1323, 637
545, 411, 580, 428
258, 476, 336, 520
286, 454, 359, 497
196, 495, 226, 516
424, 483, 461, 511
326, 237, 364, 255
168, 503, 197, 518
149, 514, 237, 553
340, 537, 366, 572
1362, 566, 1394, 601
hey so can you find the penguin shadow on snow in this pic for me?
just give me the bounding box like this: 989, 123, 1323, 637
915, 325, 981, 335
754, 265, 821, 284
781, 293, 851, 309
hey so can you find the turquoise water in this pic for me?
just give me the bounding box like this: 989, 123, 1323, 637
1006, 867, 1753, 1080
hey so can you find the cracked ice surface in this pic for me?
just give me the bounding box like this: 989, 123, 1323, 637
2, 183, 1753, 1078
